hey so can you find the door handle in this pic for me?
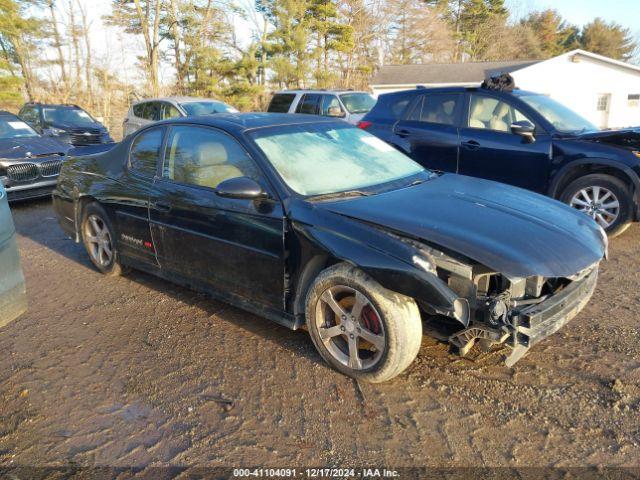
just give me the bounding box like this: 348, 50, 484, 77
395, 129, 410, 138
462, 140, 481, 150
152, 201, 172, 213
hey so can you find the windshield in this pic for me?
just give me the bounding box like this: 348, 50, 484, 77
339, 93, 376, 114
181, 101, 238, 116
0, 117, 38, 138
519, 94, 598, 134
43, 107, 95, 126
251, 123, 425, 196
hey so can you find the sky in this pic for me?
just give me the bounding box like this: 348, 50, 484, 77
62, 0, 640, 87
507, 0, 640, 29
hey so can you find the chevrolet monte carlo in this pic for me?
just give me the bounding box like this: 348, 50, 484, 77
52, 114, 606, 382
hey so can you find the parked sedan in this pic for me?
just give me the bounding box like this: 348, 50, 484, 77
360, 85, 640, 236
0, 111, 71, 201
0, 184, 27, 329
123, 97, 238, 137
53, 114, 606, 382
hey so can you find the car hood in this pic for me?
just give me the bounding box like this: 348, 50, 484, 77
320, 174, 605, 279
567, 128, 640, 149
49, 122, 105, 131
0, 136, 69, 160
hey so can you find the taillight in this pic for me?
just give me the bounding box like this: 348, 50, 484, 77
357, 120, 372, 130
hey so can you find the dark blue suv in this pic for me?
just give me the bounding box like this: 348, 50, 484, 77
360, 86, 640, 236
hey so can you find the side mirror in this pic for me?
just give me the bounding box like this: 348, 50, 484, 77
327, 106, 346, 118
215, 176, 268, 200
511, 120, 536, 142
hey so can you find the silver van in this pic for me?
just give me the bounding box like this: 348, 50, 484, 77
123, 97, 238, 137
266, 90, 376, 124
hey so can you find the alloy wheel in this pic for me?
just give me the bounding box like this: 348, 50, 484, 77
569, 186, 620, 229
315, 285, 386, 371
84, 214, 114, 267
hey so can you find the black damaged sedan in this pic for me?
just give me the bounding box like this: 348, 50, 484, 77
53, 114, 606, 382
0, 111, 70, 201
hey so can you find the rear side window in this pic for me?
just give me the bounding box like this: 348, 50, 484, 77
296, 94, 321, 115
406, 94, 461, 126
133, 103, 146, 118
267, 94, 296, 113
371, 94, 413, 120
129, 127, 163, 177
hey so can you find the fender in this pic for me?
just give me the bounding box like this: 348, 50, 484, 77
548, 158, 640, 207
292, 222, 469, 327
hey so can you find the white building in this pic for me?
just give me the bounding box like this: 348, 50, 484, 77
370, 50, 640, 130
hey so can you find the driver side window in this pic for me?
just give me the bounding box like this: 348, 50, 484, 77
468, 95, 531, 133
163, 126, 259, 189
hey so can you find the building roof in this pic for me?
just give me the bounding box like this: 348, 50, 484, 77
370, 50, 640, 87
371, 60, 539, 86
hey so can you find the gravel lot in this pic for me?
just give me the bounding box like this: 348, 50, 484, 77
1, 199, 639, 472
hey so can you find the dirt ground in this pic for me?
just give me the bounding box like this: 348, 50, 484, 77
1, 199, 639, 473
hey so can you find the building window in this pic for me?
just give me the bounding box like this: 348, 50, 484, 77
628, 94, 640, 107
597, 95, 610, 112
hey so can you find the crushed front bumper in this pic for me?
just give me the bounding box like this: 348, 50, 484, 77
449, 266, 598, 366
505, 266, 598, 366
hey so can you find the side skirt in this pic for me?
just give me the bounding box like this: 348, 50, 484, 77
120, 255, 298, 331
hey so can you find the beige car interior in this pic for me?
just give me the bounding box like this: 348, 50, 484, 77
167, 131, 249, 189
469, 96, 530, 133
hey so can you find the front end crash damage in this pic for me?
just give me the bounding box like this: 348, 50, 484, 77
387, 233, 599, 366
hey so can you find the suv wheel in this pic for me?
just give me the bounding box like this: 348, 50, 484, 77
81, 203, 123, 276
560, 174, 633, 237
305, 263, 422, 383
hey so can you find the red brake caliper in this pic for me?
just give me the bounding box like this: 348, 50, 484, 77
361, 305, 381, 335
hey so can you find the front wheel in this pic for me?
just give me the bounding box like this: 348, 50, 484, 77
560, 174, 634, 238
81, 203, 123, 276
305, 263, 422, 383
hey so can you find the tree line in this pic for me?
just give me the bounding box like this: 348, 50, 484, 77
0, 0, 637, 139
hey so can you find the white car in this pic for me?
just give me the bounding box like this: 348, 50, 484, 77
267, 90, 376, 124
123, 97, 238, 137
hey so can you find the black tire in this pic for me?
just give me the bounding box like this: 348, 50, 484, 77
559, 173, 633, 238
305, 263, 422, 383
81, 203, 123, 276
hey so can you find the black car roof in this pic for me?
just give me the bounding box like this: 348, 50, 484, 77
153, 112, 339, 133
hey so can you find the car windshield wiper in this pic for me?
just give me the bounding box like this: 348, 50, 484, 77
309, 190, 373, 202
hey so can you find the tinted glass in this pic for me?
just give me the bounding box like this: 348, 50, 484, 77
406, 94, 460, 126
339, 93, 376, 114
164, 126, 258, 189
251, 124, 425, 196
130, 128, 163, 176
133, 103, 146, 118
42, 107, 95, 126
0, 116, 38, 138
387, 95, 412, 119
296, 94, 321, 115
468, 95, 532, 133
142, 102, 161, 121
181, 101, 237, 116
267, 94, 296, 113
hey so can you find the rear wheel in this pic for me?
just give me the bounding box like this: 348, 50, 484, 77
560, 174, 633, 237
305, 263, 422, 383
81, 203, 123, 276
